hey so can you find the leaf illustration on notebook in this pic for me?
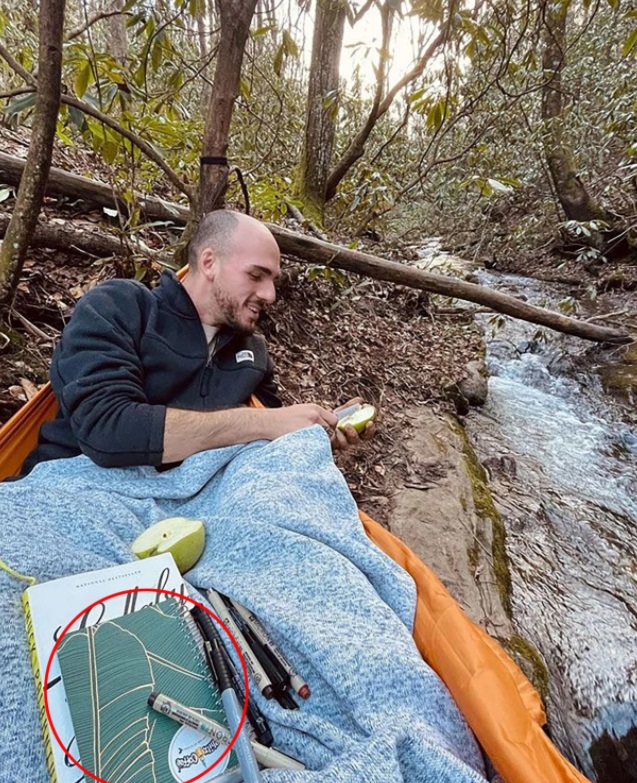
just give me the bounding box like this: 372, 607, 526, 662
57, 598, 238, 783
59, 621, 155, 781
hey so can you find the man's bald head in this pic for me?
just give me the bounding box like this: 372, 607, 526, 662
183, 210, 281, 333
188, 210, 278, 271
188, 210, 241, 270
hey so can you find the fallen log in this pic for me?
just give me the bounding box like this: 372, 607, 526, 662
0, 151, 188, 225
0, 213, 130, 258
0, 213, 171, 265
270, 226, 633, 344
0, 151, 632, 344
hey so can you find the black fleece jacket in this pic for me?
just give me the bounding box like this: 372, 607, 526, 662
22, 271, 280, 474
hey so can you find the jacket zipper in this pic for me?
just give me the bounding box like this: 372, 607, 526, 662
199, 332, 233, 397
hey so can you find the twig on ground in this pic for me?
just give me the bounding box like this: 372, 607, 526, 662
584, 309, 628, 323
11, 310, 54, 341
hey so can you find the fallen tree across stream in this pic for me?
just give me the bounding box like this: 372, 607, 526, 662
0, 151, 632, 345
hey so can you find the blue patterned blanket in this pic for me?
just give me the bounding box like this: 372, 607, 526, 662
0, 426, 486, 783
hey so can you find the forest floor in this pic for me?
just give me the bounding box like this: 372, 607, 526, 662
2, 127, 636, 525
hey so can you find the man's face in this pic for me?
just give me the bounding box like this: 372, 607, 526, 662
208, 226, 281, 334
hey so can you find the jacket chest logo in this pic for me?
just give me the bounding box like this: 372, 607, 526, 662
235, 350, 254, 363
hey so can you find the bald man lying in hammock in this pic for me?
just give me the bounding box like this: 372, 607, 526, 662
21, 211, 373, 477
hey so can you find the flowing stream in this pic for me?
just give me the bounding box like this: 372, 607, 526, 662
463, 271, 637, 782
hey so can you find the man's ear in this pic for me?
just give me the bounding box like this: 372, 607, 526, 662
198, 247, 217, 280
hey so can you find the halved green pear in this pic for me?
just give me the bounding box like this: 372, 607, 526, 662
336, 404, 376, 433
131, 517, 206, 573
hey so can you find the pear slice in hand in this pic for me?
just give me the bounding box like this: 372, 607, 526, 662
131, 517, 205, 574
336, 404, 376, 433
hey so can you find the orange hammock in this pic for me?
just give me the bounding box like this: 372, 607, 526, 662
0, 274, 590, 783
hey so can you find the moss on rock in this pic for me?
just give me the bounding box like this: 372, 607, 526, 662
448, 415, 513, 618
503, 633, 550, 702
445, 420, 550, 704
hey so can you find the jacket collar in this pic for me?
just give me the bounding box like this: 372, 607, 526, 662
156, 270, 239, 349
156, 270, 200, 320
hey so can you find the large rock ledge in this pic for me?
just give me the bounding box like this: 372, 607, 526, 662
388, 407, 548, 699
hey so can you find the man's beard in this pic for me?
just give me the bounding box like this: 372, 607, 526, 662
212, 284, 258, 335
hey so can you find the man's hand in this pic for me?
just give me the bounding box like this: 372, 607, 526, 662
330, 397, 376, 452
268, 403, 339, 440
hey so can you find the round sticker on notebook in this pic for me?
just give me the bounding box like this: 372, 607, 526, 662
168, 725, 230, 782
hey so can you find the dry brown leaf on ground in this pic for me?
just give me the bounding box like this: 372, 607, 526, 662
8, 386, 27, 402
19, 378, 39, 400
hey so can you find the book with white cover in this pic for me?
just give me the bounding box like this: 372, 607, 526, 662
22, 554, 187, 783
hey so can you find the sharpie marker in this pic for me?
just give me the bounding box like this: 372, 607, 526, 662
230, 598, 311, 700
147, 691, 305, 771
207, 588, 275, 699
192, 603, 274, 746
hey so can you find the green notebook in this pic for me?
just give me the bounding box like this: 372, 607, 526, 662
57, 597, 239, 783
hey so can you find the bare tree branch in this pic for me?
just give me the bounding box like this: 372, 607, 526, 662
0, 87, 35, 100
66, 6, 128, 42
0, 42, 37, 85
62, 96, 194, 201
325, 25, 447, 200
349, 0, 375, 26
369, 101, 410, 166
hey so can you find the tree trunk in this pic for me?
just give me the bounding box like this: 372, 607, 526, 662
108, 0, 128, 63
296, 0, 347, 224
196, 1, 212, 112
1, 153, 630, 344
199, 0, 258, 213
0, 0, 66, 307
196, 1, 209, 61
541, 3, 608, 223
